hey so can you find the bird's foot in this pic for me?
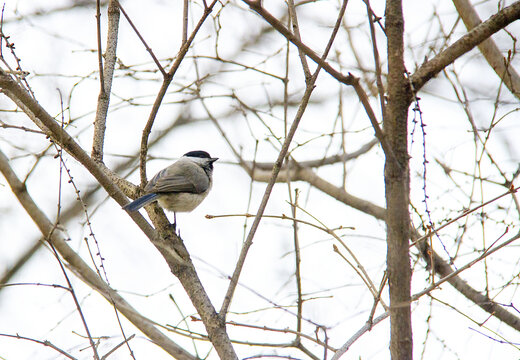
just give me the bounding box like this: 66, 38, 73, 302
169, 222, 181, 237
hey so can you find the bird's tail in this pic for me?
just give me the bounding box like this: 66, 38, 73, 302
123, 193, 159, 212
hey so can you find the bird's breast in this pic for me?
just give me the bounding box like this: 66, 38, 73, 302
157, 191, 209, 212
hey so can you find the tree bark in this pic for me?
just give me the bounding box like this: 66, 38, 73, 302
384, 1, 413, 359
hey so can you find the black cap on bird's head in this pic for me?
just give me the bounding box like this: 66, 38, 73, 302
184, 150, 212, 159
183, 150, 219, 169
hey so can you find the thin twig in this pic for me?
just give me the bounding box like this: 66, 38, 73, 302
364, 0, 386, 115
118, 2, 166, 77
100, 334, 136, 360
410, 185, 518, 247
366, 272, 388, 330
331, 312, 390, 360
182, 0, 189, 45
95, 0, 104, 94
227, 321, 335, 351
287, 0, 311, 79
291, 189, 303, 341
48, 243, 100, 360
0, 333, 78, 360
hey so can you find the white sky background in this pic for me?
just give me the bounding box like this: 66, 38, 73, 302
0, 0, 520, 359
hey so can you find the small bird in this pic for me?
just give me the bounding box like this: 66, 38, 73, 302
123, 150, 218, 224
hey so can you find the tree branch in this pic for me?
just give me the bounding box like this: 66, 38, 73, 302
453, 0, 520, 99
92, 0, 120, 162
384, 1, 413, 357
411, 1, 520, 93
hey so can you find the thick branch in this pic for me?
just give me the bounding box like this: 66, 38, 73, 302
384, 1, 413, 358
0, 69, 155, 239
0, 118, 181, 286
453, 0, 520, 99
411, 1, 520, 93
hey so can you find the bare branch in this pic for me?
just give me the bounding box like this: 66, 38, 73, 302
411, 1, 520, 93
242, 0, 354, 85
453, 0, 520, 99
118, 2, 166, 77
331, 312, 389, 360
0, 333, 78, 360
92, 0, 120, 162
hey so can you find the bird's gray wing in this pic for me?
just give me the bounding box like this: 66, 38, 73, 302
145, 162, 209, 194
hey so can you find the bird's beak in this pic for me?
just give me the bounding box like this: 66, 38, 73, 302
210, 157, 219, 164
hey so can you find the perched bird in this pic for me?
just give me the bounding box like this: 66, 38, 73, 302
123, 150, 218, 224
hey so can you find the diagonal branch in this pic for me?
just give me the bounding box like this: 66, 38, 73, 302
0, 115, 186, 287
452, 0, 520, 99
411, 1, 520, 94
0, 69, 155, 239
242, 0, 353, 85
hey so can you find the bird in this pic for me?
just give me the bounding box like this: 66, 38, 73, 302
123, 150, 218, 225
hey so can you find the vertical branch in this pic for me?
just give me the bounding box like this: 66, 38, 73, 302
384, 0, 413, 359
364, 0, 386, 116
286, 0, 311, 79
95, 0, 105, 94
182, 0, 189, 45
49, 244, 100, 360
92, 0, 120, 162
291, 189, 303, 342
280, 11, 304, 344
